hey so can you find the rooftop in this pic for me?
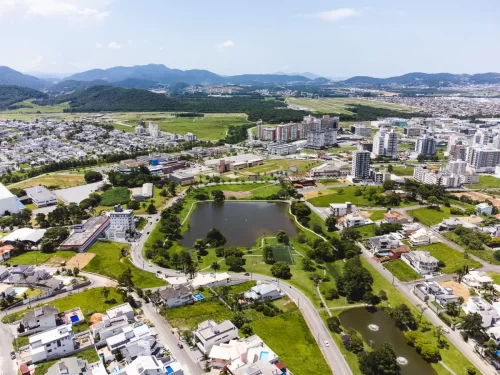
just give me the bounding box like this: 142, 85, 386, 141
29, 324, 72, 345
0, 183, 15, 200
59, 216, 109, 248
196, 320, 236, 340
1, 228, 46, 243
106, 302, 133, 319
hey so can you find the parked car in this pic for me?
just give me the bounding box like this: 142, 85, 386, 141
324, 341, 329, 347
177, 342, 183, 349
10, 352, 15, 359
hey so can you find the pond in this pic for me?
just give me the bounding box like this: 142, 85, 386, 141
180, 201, 298, 247
339, 308, 437, 375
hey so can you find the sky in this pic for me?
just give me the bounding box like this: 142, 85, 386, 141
0, 0, 499, 78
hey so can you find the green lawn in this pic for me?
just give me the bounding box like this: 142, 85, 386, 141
419, 242, 481, 274
100, 187, 131, 206
355, 224, 377, 238
383, 260, 421, 282
5, 250, 76, 265
488, 272, 500, 285
9, 174, 85, 190
249, 309, 332, 375
3, 287, 124, 323
286, 97, 416, 114
134, 187, 170, 214
84, 241, 166, 288
215, 281, 256, 295
443, 232, 500, 265
381, 165, 415, 176
465, 175, 500, 189
162, 299, 232, 331
307, 186, 373, 207
243, 160, 319, 174
33, 348, 99, 375
366, 210, 386, 221
407, 206, 452, 226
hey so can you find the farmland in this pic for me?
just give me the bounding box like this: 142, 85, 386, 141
286, 97, 417, 114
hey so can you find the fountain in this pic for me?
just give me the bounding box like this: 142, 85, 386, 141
397, 357, 408, 366
368, 324, 379, 331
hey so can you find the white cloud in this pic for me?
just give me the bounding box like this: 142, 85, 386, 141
127, 40, 133, 44
316, 8, 359, 22
96, 43, 103, 48
159, 47, 164, 51
1, 0, 111, 20
216, 40, 235, 50
107, 41, 121, 49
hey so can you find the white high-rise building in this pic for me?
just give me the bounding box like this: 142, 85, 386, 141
149, 123, 159, 138
351, 150, 371, 179
372, 127, 398, 158
108, 205, 135, 232
257, 120, 263, 140
466, 146, 500, 172
415, 134, 437, 157
302, 115, 338, 149
448, 159, 467, 175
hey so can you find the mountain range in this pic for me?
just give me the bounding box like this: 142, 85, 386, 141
2, 65, 500, 92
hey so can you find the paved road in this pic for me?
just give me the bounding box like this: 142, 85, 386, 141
358, 244, 495, 375
141, 303, 201, 375
0, 321, 16, 375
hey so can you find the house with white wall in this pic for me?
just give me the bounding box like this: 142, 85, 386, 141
401, 251, 438, 275
193, 320, 238, 354
463, 297, 500, 328
409, 228, 439, 246
21, 306, 59, 331
158, 285, 193, 308
29, 324, 75, 363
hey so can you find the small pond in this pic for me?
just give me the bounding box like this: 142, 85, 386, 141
180, 201, 298, 247
339, 308, 437, 375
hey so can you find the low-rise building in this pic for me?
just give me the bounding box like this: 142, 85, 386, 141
383, 212, 408, 224
0, 244, 13, 260
25, 186, 58, 207
191, 272, 231, 289
388, 245, 410, 260
409, 228, 439, 246
401, 251, 438, 275
463, 270, 493, 288
463, 297, 500, 328
0, 182, 21, 216
329, 202, 354, 217
46, 357, 91, 375
244, 283, 283, 302
169, 172, 196, 186
367, 235, 401, 254
1, 228, 46, 246
116, 355, 183, 375
193, 320, 238, 354
22, 306, 59, 331
106, 303, 134, 321
308, 161, 350, 179
29, 324, 75, 363
158, 285, 193, 308
343, 214, 372, 228
59, 216, 110, 252
476, 202, 493, 216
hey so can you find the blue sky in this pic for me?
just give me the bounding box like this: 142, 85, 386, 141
1, 0, 498, 78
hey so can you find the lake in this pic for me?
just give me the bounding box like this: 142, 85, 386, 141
180, 201, 298, 247
339, 308, 437, 375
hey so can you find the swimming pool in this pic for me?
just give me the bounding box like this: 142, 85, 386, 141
193, 293, 205, 301
165, 365, 174, 374
12, 287, 27, 296
259, 351, 269, 361
377, 251, 390, 257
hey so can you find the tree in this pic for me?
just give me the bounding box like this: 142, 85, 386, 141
387, 164, 394, 173
263, 246, 274, 263
391, 304, 417, 330
84, 170, 103, 183
73, 267, 79, 277
382, 179, 396, 191
358, 343, 400, 375
193, 238, 207, 255
427, 196, 439, 208
349, 332, 364, 354
101, 287, 110, 301
241, 325, 253, 337
341, 227, 361, 242
210, 262, 221, 271
211, 190, 225, 203
276, 230, 289, 244
337, 188, 344, 195
326, 316, 341, 333
119, 268, 134, 288
225, 256, 246, 271
301, 257, 315, 271
271, 261, 292, 279
337, 257, 373, 302
146, 202, 157, 214
462, 312, 484, 337
420, 343, 440, 361
325, 215, 337, 231
168, 181, 177, 196
231, 312, 246, 328
206, 228, 227, 247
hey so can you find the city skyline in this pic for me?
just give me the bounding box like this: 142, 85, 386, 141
0, 0, 498, 77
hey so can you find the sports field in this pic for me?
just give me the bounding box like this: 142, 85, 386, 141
242, 160, 319, 175
271, 245, 294, 264
286, 97, 417, 114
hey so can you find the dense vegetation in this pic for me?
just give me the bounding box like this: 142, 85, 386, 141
0, 85, 47, 109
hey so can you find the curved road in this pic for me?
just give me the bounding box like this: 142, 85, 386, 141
130, 195, 353, 375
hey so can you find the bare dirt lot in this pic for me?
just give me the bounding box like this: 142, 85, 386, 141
455, 192, 500, 208
89, 313, 104, 326
223, 191, 251, 199
440, 280, 471, 302
66, 253, 96, 269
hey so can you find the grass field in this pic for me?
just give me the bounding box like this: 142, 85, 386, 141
488, 272, 500, 285
419, 242, 481, 273
162, 299, 232, 330
3, 99, 70, 115
6, 250, 76, 265
9, 174, 85, 190
243, 160, 318, 174
270, 245, 294, 264
442, 232, 500, 265
380, 165, 415, 176
196, 183, 282, 199
355, 224, 377, 238
366, 210, 386, 221
118, 114, 249, 140
286, 97, 417, 114
383, 260, 421, 281
465, 175, 500, 189
100, 187, 131, 206
83, 241, 166, 288
3, 287, 124, 323
407, 206, 452, 226
307, 186, 373, 207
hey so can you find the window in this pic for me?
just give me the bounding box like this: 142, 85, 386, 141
47, 349, 52, 353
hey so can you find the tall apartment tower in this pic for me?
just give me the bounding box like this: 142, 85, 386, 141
303, 115, 339, 149
415, 134, 437, 157
257, 120, 263, 140
351, 150, 371, 179
372, 127, 398, 158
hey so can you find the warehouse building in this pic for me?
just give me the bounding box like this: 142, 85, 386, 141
0, 183, 21, 216
59, 216, 110, 252
25, 186, 58, 207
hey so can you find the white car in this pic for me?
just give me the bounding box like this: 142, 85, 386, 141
271, 278, 277, 282
324, 341, 329, 347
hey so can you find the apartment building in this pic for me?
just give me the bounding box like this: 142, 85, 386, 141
302, 115, 339, 149
351, 150, 371, 179
372, 127, 398, 158
415, 134, 437, 156
107, 205, 135, 232
466, 146, 500, 172
350, 124, 372, 137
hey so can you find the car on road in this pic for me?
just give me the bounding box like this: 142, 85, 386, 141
177, 342, 183, 349
10, 352, 15, 359
442, 327, 450, 334
147, 232, 150, 234
244, 272, 250, 276
271, 278, 277, 282
324, 341, 329, 347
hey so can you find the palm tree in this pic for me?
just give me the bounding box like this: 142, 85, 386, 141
101, 287, 110, 301
210, 262, 221, 272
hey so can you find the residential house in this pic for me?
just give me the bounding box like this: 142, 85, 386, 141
191, 272, 231, 289
105, 324, 154, 354
158, 285, 193, 308
329, 202, 354, 217
463, 271, 493, 288
0, 244, 13, 260
0, 265, 10, 281
343, 214, 372, 228
463, 297, 500, 328
22, 306, 60, 331
409, 228, 439, 246
388, 245, 410, 260
487, 326, 500, 345
383, 212, 408, 224
46, 358, 91, 375
244, 283, 283, 302
106, 303, 134, 321
208, 335, 278, 370
29, 324, 75, 363
401, 251, 438, 275
91, 315, 129, 342
435, 294, 460, 308
193, 320, 239, 354
116, 355, 183, 375
476, 203, 493, 216
367, 235, 401, 254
